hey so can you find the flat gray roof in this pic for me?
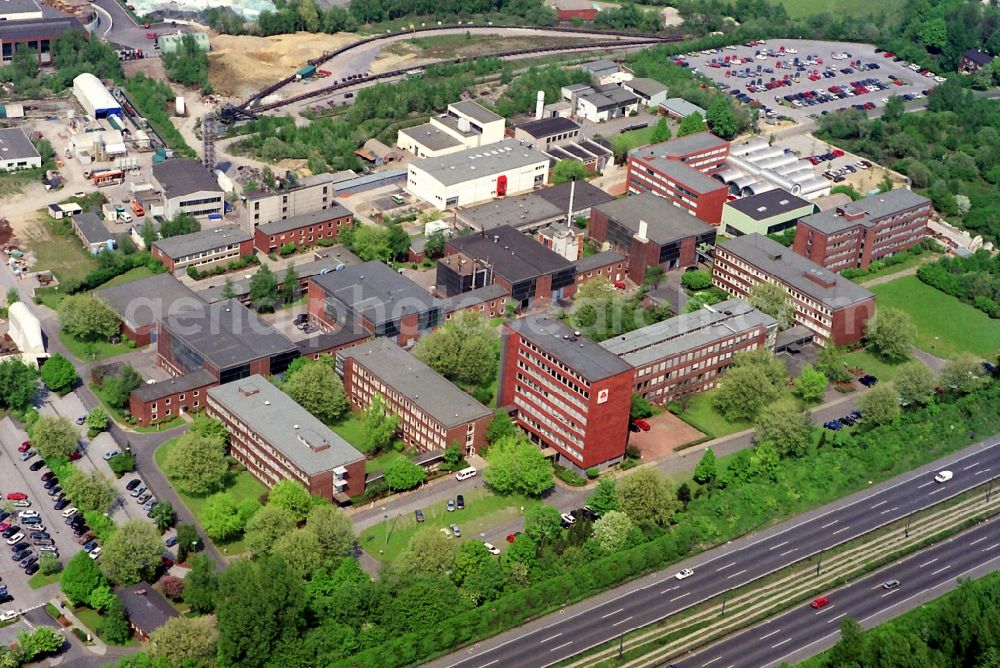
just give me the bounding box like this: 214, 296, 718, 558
624, 77, 667, 98
449, 100, 502, 125
441, 284, 508, 313
457, 193, 563, 232
516, 116, 580, 139
718, 233, 874, 307
574, 249, 625, 274
255, 204, 351, 236
311, 260, 439, 325
410, 140, 549, 188
508, 314, 633, 382
660, 98, 706, 117
0, 127, 39, 160
341, 338, 491, 428
601, 299, 776, 366
534, 179, 615, 214
635, 132, 727, 158
152, 225, 251, 260
581, 59, 619, 75
629, 150, 725, 194
725, 189, 814, 222
0, 0, 42, 15
798, 188, 930, 235
243, 171, 356, 202
593, 192, 716, 245
447, 225, 573, 283
96, 273, 203, 330
132, 368, 216, 403
152, 159, 221, 198
400, 122, 464, 153
208, 375, 363, 475
72, 212, 114, 244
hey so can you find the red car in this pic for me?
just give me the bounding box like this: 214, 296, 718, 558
613, 281, 627, 290
6, 492, 27, 501
506, 532, 521, 544
831, 149, 845, 158
811, 597, 830, 609
68, 451, 82, 461
17, 440, 31, 453
634, 419, 651, 432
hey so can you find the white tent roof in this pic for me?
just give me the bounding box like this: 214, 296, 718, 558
8, 302, 46, 367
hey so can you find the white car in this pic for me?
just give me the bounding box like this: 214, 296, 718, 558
934, 75, 946, 82
5, 533, 24, 546
483, 542, 501, 556
103, 449, 121, 461
12, 501, 30, 508
560, 513, 576, 526
61, 507, 78, 519
88, 547, 102, 560
675, 568, 695, 580
934, 470, 953, 483
0, 611, 18, 622
18, 510, 38, 519
38, 545, 58, 553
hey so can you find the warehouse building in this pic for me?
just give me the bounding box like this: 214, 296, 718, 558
156, 31, 210, 55
454, 180, 614, 234
72, 73, 121, 118
512, 116, 581, 150
406, 139, 550, 209
397, 101, 505, 159
0, 14, 79, 64
0, 128, 40, 171
621, 78, 668, 108
152, 159, 224, 220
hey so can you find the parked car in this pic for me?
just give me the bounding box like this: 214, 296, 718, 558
859, 375, 878, 387
75, 416, 86, 425
447, 499, 455, 512
9, 542, 28, 552
17, 511, 38, 520
5, 493, 27, 501
40, 472, 54, 482
17, 441, 31, 453
83, 540, 99, 553
634, 419, 651, 432
560, 513, 576, 527
28, 461, 45, 472
12, 500, 30, 508
23, 563, 38, 576
45, 487, 60, 498
11, 550, 30, 562
449, 524, 461, 538
131, 485, 147, 498
43, 478, 58, 490
506, 532, 521, 544
88, 547, 102, 560
76, 532, 96, 546
125, 479, 142, 491
53, 499, 70, 511
823, 420, 842, 431
456, 495, 465, 510
103, 449, 121, 461
483, 542, 500, 556
68, 452, 82, 462
165, 535, 179, 547
19, 451, 35, 462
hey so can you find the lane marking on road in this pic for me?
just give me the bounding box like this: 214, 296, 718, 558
539, 633, 561, 644
716, 562, 736, 572
820, 519, 838, 528
969, 536, 989, 546
661, 585, 679, 594
601, 608, 623, 619
880, 506, 899, 515
870, 500, 887, 509
982, 543, 1000, 552
671, 592, 690, 602
931, 565, 951, 576
772, 638, 793, 648
779, 548, 798, 557
975, 468, 991, 475
919, 558, 938, 568
813, 604, 835, 615
476, 661, 499, 668
963, 462, 980, 471
549, 641, 573, 652
769, 540, 789, 550
832, 525, 851, 535
701, 657, 723, 666
881, 588, 901, 598
726, 569, 748, 580
917, 481, 933, 489
929, 487, 946, 495
612, 616, 633, 627
759, 628, 782, 640
827, 612, 848, 624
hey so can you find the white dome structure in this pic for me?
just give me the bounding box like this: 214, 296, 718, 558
7, 302, 46, 367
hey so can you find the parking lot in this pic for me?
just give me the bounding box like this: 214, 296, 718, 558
676, 39, 945, 123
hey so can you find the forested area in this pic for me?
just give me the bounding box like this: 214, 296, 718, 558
917, 250, 1000, 318
817, 79, 1000, 240
0, 30, 121, 98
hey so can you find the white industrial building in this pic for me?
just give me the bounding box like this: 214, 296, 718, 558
714, 138, 831, 200
0, 0, 44, 21
0, 127, 40, 171
70, 129, 127, 162
73, 73, 122, 119
561, 83, 639, 122
396, 101, 505, 158
152, 159, 225, 220
406, 139, 550, 209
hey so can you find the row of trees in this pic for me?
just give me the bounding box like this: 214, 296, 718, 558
0, 30, 121, 99
414, 311, 498, 392
162, 35, 211, 91
917, 249, 1000, 318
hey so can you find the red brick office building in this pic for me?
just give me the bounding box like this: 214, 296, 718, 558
252, 204, 354, 254
499, 315, 636, 472
793, 189, 932, 271
713, 233, 876, 346
573, 250, 627, 287
626, 132, 730, 226
128, 369, 217, 427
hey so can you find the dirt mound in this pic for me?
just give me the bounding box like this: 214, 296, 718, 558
208, 31, 359, 98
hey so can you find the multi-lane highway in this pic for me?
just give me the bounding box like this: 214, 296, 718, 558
437, 439, 1000, 668
686, 517, 1000, 668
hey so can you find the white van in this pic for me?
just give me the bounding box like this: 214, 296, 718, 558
455, 467, 477, 481
61, 507, 78, 519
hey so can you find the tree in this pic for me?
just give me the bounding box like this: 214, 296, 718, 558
588, 477, 619, 516
59, 294, 120, 342
385, 223, 411, 259
101, 520, 163, 585
280, 264, 299, 305
693, 448, 717, 485
363, 394, 398, 452
149, 615, 218, 667
99, 594, 133, 644
11, 43, 38, 79
39, 553, 61, 576
62, 469, 117, 513
486, 411, 516, 445
732, 348, 787, 386
483, 435, 553, 497
749, 282, 794, 329
615, 468, 679, 526
89, 584, 117, 611
523, 505, 563, 544
150, 500, 175, 532
17, 627, 62, 662
245, 505, 298, 556
31, 415, 78, 460
817, 345, 853, 383
591, 509, 634, 552
713, 365, 781, 421
267, 480, 322, 522
272, 529, 323, 578
85, 407, 109, 434
61, 550, 106, 606
706, 97, 738, 139
644, 266, 665, 289
401, 527, 459, 574
282, 360, 348, 424
795, 363, 828, 403
865, 307, 916, 362
828, 617, 866, 666
895, 361, 937, 406
384, 457, 427, 491
858, 383, 901, 426
677, 112, 707, 137
182, 553, 218, 614
630, 393, 654, 419
681, 269, 712, 290
249, 264, 279, 312
139, 219, 159, 249
348, 224, 392, 261
940, 354, 991, 395
216, 556, 306, 668
108, 451, 136, 476
39, 354, 77, 394
551, 159, 586, 184
221, 276, 237, 300
175, 524, 200, 563
99, 364, 142, 409
305, 504, 355, 563
414, 311, 498, 387
650, 116, 671, 143
424, 230, 447, 259
201, 493, 246, 542
158, 213, 200, 238
163, 34, 210, 87
164, 429, 229, 496
0, 358, 37, 412
754, 398, 813, 458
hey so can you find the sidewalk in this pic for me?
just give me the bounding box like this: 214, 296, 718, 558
48, 598, 107, 656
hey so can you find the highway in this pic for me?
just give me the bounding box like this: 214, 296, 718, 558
685, 517, 1000, 668
437, 439, 1000, 668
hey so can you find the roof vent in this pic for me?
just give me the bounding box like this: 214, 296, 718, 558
293, 424, 299, 430
264, 400, 270, 406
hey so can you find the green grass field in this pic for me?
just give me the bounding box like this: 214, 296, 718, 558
332, 412, 370, 452
675, 389, 753, 439
366, 449, 403, 474
772, 0, 904, 18
843, 348, 904, 383
98, 266, 156, 288
610, 125, 657, 157
360, 489, 542, 562
21, 215, 99, 285
872, 276, 1000, 360
27, 571, 60, 589
58, 330, 133, 362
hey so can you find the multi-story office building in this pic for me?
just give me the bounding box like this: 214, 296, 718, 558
498, 315, 635, 472
713, 233, 875, 346
601, 299, 777, 404
339, 338, 492, 455
238, 173, 351, 233
207, 375, 366, 502
151, 225, 253, 273
252, 204, 354, 254
793, 189, 932, 271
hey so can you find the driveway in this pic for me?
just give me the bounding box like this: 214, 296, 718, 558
628, 411, 704, 460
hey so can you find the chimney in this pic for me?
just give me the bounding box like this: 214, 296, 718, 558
635, 220, 649, 242
566, 178, 576, 227
535, 90, 545, 120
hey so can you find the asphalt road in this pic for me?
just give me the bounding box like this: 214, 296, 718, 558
438, 439, 1000, 668
685, 517, 1000, 668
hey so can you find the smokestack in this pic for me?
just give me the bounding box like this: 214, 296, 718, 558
635, 220, 648, 242
566, 178, 576, 227
535, 90, 545, 120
